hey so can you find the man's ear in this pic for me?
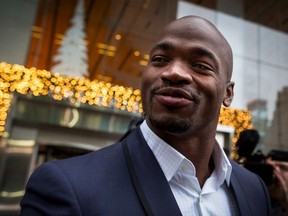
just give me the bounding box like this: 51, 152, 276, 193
223, 81, 234, 107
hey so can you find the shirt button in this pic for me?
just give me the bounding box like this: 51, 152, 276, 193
181, 164, 189, 171
200, 195, 204, 203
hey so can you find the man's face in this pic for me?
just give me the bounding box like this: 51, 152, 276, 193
141, 17, 234, 137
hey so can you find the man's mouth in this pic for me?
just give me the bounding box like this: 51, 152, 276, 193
154, 87, 195, 107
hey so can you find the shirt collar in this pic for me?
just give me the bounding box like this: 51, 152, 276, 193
140, 120, 232, 185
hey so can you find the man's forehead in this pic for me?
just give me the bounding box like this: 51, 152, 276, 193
162, 18, 222, 42
166, 16, 215, 30
158, 17, 232, 59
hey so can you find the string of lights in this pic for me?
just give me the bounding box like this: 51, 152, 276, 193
0, 62, 252, 158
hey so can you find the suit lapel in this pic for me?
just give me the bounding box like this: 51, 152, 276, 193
125, 128, 182, 216
230, 164, 253, 216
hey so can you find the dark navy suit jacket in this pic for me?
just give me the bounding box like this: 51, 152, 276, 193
20, 127, 271, 215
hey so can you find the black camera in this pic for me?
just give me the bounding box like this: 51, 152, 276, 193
243, 162, 274, 186
236, 129, 288, 186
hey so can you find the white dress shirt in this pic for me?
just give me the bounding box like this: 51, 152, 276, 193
140, 120, 239, 216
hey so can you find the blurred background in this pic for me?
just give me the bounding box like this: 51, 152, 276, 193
0, 0, 288, 215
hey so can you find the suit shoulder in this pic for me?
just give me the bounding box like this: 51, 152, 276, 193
52, 141, 124, 172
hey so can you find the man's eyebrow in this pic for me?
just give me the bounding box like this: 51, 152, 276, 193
150, 42, 173, 54
151, 42, 216, 60
192, 47, 217, 63
150, 43, 217, 64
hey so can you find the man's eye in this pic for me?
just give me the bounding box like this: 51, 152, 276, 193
151, 56, 168, 62
192, 63, 208, 69
191, 63, 214, 75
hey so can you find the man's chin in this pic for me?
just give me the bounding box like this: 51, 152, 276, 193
148, 115, 189, 134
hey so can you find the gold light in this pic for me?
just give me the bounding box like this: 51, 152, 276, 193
139, 54, 150, 66
139, 60, 148, 66
115, 34, 122, 40
97, 43, 117, 57
134, 51, 140, 57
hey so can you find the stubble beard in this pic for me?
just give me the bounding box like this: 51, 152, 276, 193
148, 110, 191, 134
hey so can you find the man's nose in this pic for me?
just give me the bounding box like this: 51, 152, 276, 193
160, 61, 193, 85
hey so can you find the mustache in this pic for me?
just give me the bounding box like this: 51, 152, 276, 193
150, 85, 200, 104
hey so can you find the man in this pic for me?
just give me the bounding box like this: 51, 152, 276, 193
20, 16, 271, 215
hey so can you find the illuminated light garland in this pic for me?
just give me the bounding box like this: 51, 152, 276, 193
218, 107, 253, 159
0, 62, 252, 158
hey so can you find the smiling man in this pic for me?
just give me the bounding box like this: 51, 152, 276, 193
141, 16, 235, 188
20, 16, 271, 216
